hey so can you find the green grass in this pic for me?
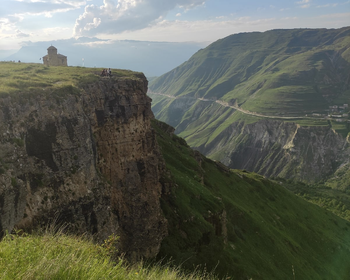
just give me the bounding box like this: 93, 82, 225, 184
0, 62, 143, 98
0, 229, 216, 280
150, 27, 350, 117
153, 119, 350, 279
280, 177, 350, 222
149, 27, 350, 157
329, 120, 350, 137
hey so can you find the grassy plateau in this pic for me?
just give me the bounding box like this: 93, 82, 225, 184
0, 62, 143, 97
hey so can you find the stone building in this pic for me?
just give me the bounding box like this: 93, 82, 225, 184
43, 46, 67, 66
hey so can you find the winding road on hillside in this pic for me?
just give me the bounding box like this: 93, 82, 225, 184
148, 91, 316, 120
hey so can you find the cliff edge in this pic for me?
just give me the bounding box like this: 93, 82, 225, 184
0, 65, 167, 261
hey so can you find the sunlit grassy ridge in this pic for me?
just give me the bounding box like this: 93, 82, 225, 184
153, 119, 350, 279
150, 27, 350, 144
0, 230, 216, 280
150, 27, 350, 116
0, 62, 143, 97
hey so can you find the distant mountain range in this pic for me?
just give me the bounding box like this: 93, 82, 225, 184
1, 38, 207, 77
149, 27, 350, 183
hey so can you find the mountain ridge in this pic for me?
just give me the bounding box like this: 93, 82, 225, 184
149, 27, 350, 183
150, 27, 350, 114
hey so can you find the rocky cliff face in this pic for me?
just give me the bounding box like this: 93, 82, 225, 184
0, 75, 167, 261
197, 119, 349, 182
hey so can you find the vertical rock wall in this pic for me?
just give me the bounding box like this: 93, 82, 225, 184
198, 119, 348, 182
0, 75, 167, 261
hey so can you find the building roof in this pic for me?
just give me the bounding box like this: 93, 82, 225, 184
47, 46, 57, 50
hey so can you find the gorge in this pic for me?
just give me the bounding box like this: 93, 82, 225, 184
2, 62, 350, 279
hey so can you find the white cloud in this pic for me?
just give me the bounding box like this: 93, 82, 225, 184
84, 17, 101, 31
0, 0, 87, 50
73, 39, 114, 47
296, 0, 311, 8
0, 0, 86, 18
176, 13, 182, 17
15, 29, 30, 38
15, 0, 87, 5
296, 0, 311, 4
0, 24, 72, 50
96, 12, 350, 44
317, 0, 350, 8
73, 0, 206, 37
317, 3, 339, 8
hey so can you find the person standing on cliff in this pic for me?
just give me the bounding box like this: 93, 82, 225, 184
108, 68, 112, 77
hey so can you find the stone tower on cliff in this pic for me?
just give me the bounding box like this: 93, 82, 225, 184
43, 46, 67, 66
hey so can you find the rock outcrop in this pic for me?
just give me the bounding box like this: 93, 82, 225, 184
197, 119, 349, 182
0, 75, 167, 261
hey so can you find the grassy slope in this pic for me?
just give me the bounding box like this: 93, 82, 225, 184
150, 27, 350, 116
0, 231, 215, 280
153, 119, 350, 280
282, 179, 350, 221
149, 27, 350, 143
282, 162, 350, 222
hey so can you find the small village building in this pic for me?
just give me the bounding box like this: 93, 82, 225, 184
43, 46, 67, 66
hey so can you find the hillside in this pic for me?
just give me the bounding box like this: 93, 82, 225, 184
148, 27, 350, 183
2, 62, 350, 279
153, 119, 350, 279
150, 27, 350, 115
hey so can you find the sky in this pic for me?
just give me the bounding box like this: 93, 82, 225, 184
1, 0, 350, 51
